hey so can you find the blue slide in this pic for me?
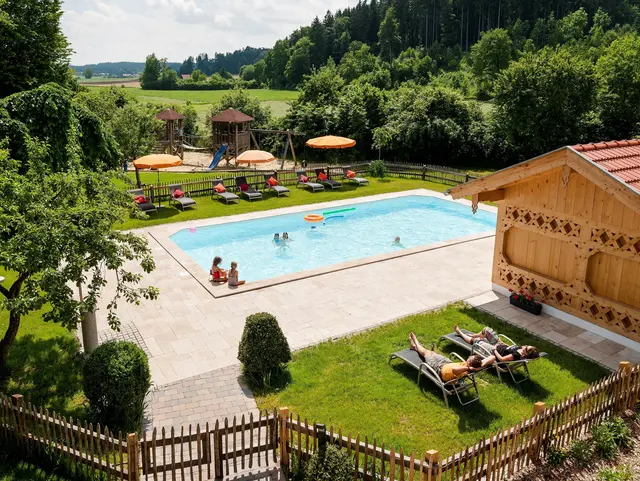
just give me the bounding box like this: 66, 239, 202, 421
208, 144, 227, 170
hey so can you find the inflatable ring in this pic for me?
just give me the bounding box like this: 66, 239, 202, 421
304, 214, 324, 223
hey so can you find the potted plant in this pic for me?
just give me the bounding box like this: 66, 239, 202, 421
509, 289, 543, 315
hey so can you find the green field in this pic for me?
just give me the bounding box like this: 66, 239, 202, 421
78, 77, 137, 83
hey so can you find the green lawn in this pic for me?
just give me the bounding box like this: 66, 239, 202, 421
117, 176, 451, 230
0, 270, 85, 419
256, 304, 607, 456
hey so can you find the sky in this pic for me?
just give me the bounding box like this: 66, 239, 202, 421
62, 0, 360, 65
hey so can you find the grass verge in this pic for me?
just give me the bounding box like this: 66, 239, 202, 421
255, 304, 607, 456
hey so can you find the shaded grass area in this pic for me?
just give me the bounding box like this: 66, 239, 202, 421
256, 304, 607, 456
0, 456, 71, 481
116, 177, 453, 230
0, 270, 85, 419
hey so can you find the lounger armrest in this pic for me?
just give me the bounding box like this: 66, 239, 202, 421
499, 334, 516, 346
419, 362, 441, 382
473, 343, 493, 357
450, 352, 466, 362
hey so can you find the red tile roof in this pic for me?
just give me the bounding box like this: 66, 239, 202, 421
211, 108, 254, 123
155, 109, 184, 121
572, 140, 640, 191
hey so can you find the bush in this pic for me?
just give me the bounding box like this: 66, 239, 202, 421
606, 416, 632, 449
569, 438, 594, 463
305, 445, 354, 481
83, 341, 151, 433
592, 416, 632, 459
238, 312, 291, 385
546, 444, 568, 466
368, 159, 388, 178
598, 464, 633, 481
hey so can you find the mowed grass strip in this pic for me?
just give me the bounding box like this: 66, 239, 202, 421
256, 304, 607, 456
115, 176, 452, 230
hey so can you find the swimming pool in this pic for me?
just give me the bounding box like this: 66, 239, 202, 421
170, 195, 496, 283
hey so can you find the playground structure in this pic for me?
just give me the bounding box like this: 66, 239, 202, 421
155, 109, 185, 160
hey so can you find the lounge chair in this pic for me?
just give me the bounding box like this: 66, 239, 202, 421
343, 166, 369, 186
128, 189, 157, 215
167, 184, 197, 211
314, 168, 343, 190
235, 176, 263, 202
263, 173, 290, 197
296, 171, 324, 193
389, 349, 480, 408
212, 180, 240, 204
440, 329, 548, 384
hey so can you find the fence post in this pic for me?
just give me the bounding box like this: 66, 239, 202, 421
426, 449, 438, 480
127, 432, 140, 481
618, 361, 632, 411
465, 174, 470, 183
316, 424, 327, 453
422, 165, 426, 181
532, 402, 546, 462
10, 394, 24, 447
279, 407, 289, 471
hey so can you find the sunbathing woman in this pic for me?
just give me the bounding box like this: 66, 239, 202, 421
210, 256, 228, 283
483, 344, 539, 366
409, 332, 482, 382
454, 325, 500, 348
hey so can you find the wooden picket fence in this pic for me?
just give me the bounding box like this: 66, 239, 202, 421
134, 162, 476, 203
2, 362, 639, 481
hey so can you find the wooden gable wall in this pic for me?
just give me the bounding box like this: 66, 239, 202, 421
493, 153, 640, 341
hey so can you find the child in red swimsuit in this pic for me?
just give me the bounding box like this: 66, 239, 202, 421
210, 256, 228, 283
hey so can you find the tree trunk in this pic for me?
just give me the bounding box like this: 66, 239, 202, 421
0, 309, 20, 371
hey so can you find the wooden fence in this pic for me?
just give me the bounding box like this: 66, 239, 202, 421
2, 363, 639, 481
133, 163, 476, 204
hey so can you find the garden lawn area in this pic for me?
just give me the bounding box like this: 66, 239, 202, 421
0, 269, 85, 419
116, 176, 452, 230
256, 304, 608, 456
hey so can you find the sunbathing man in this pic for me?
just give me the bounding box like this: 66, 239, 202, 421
454, 325, 500, 349
409, 332, 482, 382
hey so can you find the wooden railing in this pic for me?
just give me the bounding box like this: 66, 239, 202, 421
2, 363, 638, 481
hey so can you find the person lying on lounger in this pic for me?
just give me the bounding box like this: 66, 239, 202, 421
480, 344, 539, 368
454, 325, 500, 347
409, 332, 482, 382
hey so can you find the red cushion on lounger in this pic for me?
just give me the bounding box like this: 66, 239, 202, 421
173, 189, 184, 198
267, 176, 278, 186
134, 195, 147, 204
347, 170, 356, 178
318, 172, 327, 181
214, 184, 226, 193
300, 175, 309, 183
239, 183, 249, 191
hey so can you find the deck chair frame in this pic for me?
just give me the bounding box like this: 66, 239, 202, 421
389, 349, 480, 408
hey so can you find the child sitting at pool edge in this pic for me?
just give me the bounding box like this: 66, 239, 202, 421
210, 256, 228, 283
228, 262, 245, 287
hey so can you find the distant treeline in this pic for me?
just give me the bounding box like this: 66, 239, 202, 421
71, 61, 181, 77
178, 47, 267, 76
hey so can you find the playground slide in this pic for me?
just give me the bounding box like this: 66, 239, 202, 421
207, 144, 227, 170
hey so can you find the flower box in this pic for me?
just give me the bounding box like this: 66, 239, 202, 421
509, 291, 542, 315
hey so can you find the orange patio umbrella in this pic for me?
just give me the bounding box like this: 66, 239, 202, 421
236, 150, 276, 165
306, 135, 356, 149
132, 154, 183, 206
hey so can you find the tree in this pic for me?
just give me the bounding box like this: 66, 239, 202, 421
557, 8, 588, 44
109, 103, 162, 161
309, 16, 328, 68
239, 65, 255, 81
471, 29, 512, 81
0, 143, 158, 369
378, 7, 401, 62
264, 39, 290, 88
208, 89, 272, 128
285, 37, 313, 86
83, 68, 94, 79
297, 60, 345, 106
0, 0, 71, 97
338, 43, 379, 83
179, 56, 195, 75
391, 47, 435, 85
140, 54, 162, 89
492, 47, 598, 160
596, 33, 640, 139
190, 69, 206, 82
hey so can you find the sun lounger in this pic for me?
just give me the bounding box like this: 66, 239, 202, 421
167, 184, 197, 211
263, 173, 290, 197
212, 180, 239, 204
296, 170, 324, 192
343, 166, 369, 186
235, 176, 263, 201
315, 169, 343, 190
389, 349, 480, 408
440, 329, 548, 384
128, 189, 157, 215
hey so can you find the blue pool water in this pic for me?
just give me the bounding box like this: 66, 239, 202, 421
170, 196, 496, 282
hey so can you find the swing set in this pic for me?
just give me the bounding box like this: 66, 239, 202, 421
251, 128, 306, 169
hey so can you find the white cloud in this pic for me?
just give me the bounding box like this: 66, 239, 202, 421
62, 0, 360, 65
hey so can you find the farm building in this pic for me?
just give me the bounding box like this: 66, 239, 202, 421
448, 140, 640, 344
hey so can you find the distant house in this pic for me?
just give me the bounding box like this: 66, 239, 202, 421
448, 140, 640, 344
181, 74, 191, 80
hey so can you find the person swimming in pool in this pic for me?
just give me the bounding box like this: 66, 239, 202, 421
392, 236, 403, 247
273, 233, 280, 245
283, 232, 291, 242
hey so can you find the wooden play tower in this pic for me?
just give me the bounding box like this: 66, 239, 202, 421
155, 109, 184, 160
211, 109, 253, 165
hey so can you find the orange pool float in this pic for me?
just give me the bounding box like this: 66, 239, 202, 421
304, 214, 324, 223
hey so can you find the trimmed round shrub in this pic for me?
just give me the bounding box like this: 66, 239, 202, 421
368, 159, 388, 179
305, 445, 354, 481
83, 341, 151, 433
237, 312, 291, 384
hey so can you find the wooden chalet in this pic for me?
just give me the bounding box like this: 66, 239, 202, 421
448, 140, 640, 343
